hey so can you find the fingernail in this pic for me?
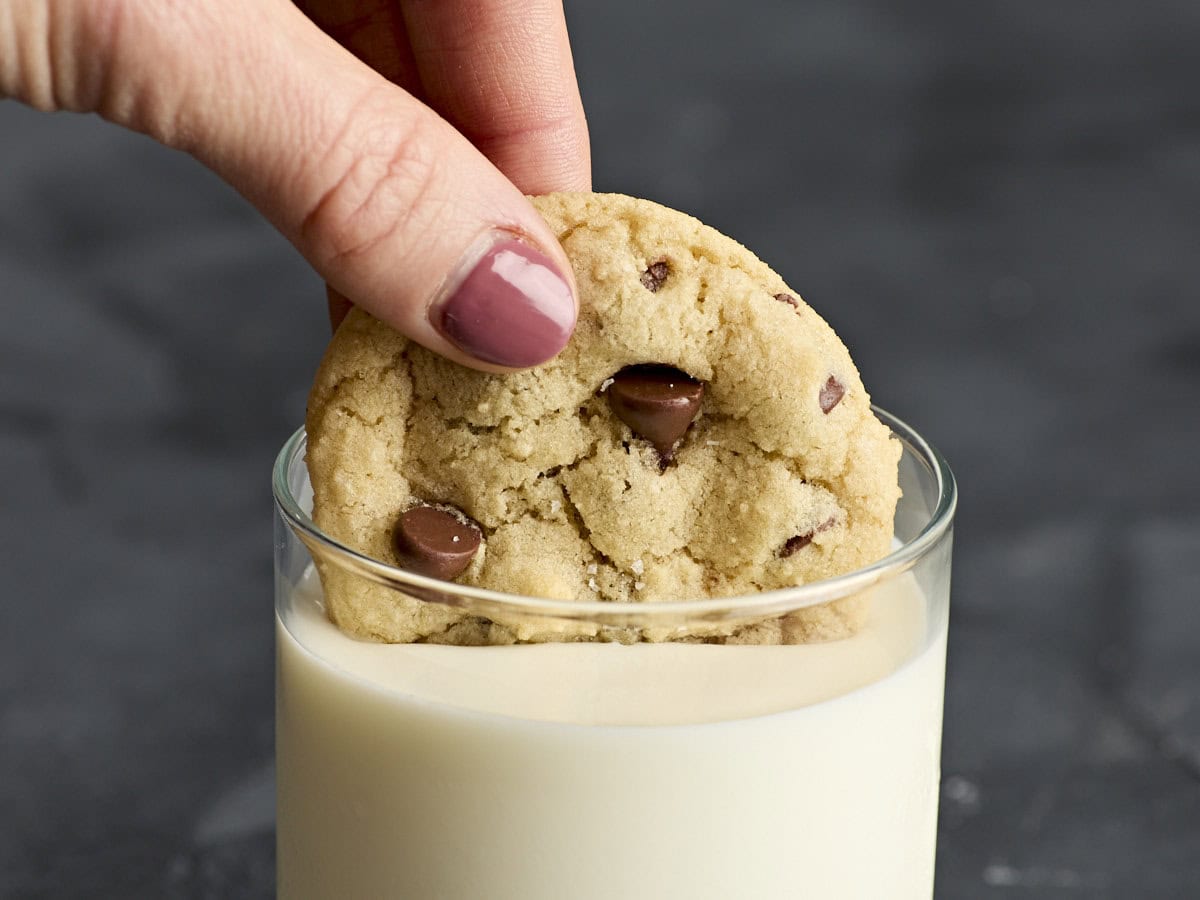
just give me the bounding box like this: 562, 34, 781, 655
432, 234, 576, 368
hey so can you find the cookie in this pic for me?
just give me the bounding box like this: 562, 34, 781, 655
304, 193, 901, 644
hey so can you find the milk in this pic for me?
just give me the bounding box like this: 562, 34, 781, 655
277, 568, 946, 899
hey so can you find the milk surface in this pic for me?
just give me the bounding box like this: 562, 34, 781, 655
277, 569, 946, 899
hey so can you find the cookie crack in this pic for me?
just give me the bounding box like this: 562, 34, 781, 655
554, 443, 628, 591
318, 351, 412, 431
330, 403, 385, 428
546, 440, 597, 521
699, 411, 850, 481
553, 221, 587, 245
421, 401, 502, 434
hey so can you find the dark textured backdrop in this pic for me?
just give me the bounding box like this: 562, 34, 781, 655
3, 1, 1199, 897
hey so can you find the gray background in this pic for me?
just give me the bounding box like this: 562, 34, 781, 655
3, 0, 1199, 896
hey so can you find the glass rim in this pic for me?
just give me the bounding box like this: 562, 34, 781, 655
272, 406, 956, 624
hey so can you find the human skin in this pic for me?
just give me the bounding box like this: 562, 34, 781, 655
0, 0, 592, 368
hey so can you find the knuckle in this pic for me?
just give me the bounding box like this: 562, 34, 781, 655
300, 98, 444, 268
4, 0, 122, 110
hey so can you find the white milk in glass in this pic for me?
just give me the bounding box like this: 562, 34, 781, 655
276, 566, 946, 899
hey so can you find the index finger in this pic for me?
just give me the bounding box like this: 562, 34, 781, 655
399, 0, 591, 194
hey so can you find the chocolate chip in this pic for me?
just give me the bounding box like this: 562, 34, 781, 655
392, 504, 481, 580
774, 292, 800, 309
780, 517, 837, 557
606, 364, 704, 462
640, 260, 670, 292
819, 375, 845, 414
780, 533, 814, 557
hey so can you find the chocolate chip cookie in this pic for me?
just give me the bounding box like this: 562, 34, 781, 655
304, 192, 901, 644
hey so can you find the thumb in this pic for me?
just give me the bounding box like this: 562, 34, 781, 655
11, 0, 578, 370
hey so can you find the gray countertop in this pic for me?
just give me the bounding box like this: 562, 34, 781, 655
2, 0, 1198, 896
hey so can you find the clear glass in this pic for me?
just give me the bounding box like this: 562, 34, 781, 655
274, 408, 955, 900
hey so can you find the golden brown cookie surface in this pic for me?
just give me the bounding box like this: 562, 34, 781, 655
305, 193, 900, 643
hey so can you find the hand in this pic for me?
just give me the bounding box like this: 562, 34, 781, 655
0, 0, 591, 369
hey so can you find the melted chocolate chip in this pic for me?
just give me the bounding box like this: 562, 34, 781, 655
780, 517, 837, 557
392, 504, 481, 580
774, 292, 800, 309
819, 375, 845, 414
606, 364, 705, 462
780, 533, 814, 557
640, 260, 670, 292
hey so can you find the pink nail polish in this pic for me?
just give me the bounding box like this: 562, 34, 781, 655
433, 236, 576, 368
